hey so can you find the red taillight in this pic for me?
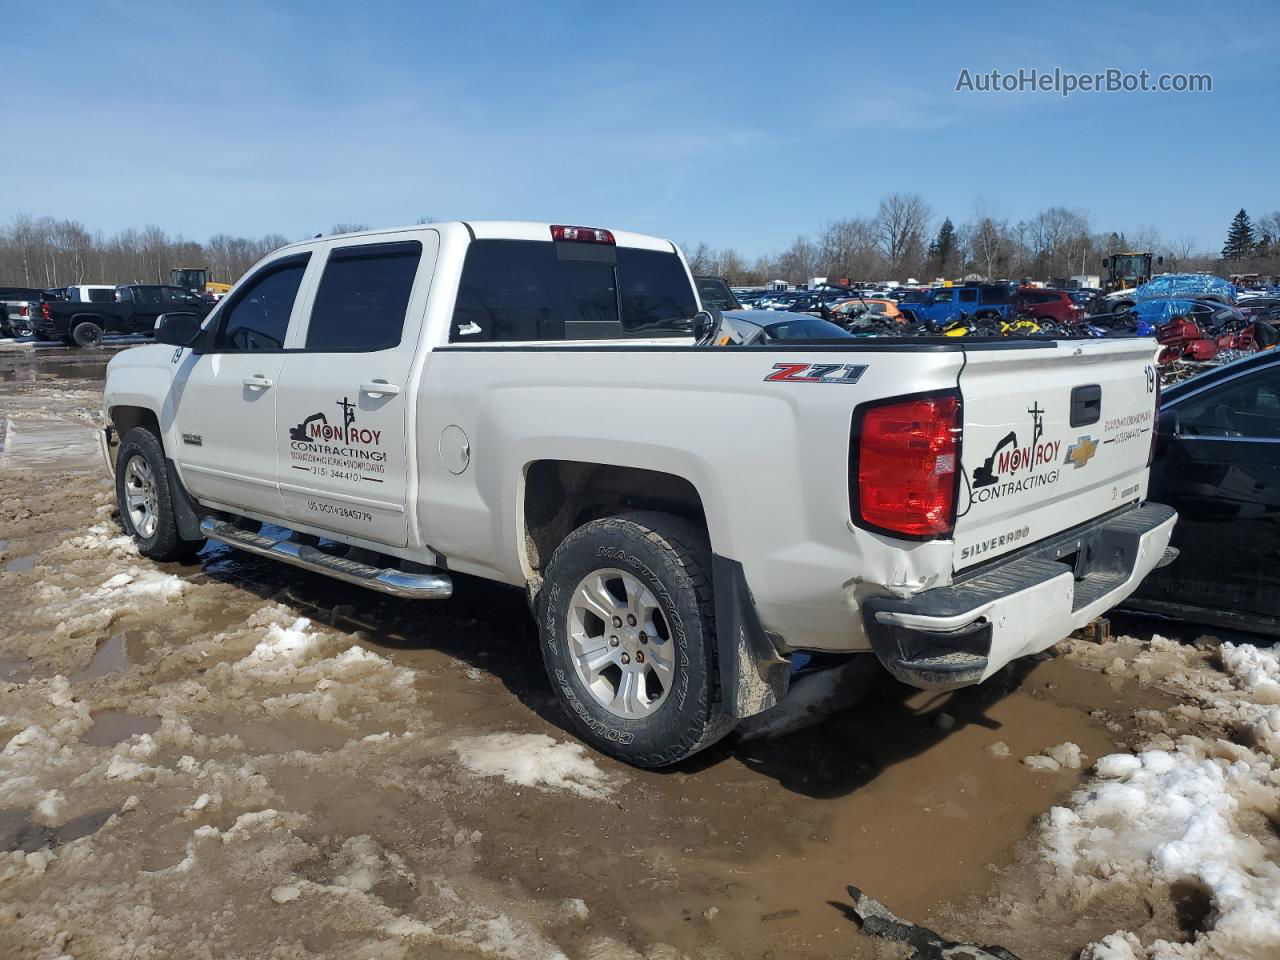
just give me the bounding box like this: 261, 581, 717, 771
41, 302, 50, 320
550, 224, 615, 244
852, 392, 961, 538
18, 305, 28, 317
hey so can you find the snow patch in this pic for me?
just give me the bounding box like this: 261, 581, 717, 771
451, 733, 617, 800
1045, 635, 1280, 959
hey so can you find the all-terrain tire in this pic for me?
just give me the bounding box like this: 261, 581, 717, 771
538, 511, 736, 767
115, 427, 205, 562
71, 321, 104, 348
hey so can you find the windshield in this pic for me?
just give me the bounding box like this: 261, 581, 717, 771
1112, 255, 1149, 279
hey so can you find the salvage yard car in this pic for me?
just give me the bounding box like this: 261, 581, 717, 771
99, 221, 1177, 767
34, 283, 210, 346
1127, 350, 1280, 635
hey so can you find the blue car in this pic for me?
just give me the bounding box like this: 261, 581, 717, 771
901, 284, 1015, 326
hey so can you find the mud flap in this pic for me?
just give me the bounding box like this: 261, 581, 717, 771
165, 458, 205, 542
712, 555, 790, 718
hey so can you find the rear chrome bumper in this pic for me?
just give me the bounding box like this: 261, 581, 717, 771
861, 502, 1177, 689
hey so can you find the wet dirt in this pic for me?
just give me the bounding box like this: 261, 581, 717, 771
0, 345, 1202, 960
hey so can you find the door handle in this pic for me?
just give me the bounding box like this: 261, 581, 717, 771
242, 376, 273, 390
360, 381, 401, 398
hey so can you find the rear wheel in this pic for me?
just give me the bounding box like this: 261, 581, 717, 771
71, 321, 103, 348
538, 511, 734, 767
115, 427, 205, 561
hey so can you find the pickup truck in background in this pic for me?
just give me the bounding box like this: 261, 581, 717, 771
34, 283, 210, 346
100, 221, 1176, 767
0, 286, 46, 337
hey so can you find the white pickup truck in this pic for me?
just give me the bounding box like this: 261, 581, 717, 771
101, 221, 1176, 766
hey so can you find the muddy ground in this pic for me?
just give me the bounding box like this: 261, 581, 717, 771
0, 343, 1250, 960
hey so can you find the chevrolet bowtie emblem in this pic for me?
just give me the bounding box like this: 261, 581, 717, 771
1064, 435, 1098, 469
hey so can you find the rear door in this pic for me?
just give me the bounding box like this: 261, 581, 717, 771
273, 231, 438, 547
953, 338, 1159, 569
129, 286, 167, 332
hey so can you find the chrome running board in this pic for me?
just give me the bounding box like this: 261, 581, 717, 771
200, 518, 452, 600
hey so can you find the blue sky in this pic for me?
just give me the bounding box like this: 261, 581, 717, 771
1, 0, 1274, 257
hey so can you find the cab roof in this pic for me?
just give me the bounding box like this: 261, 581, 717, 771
290, 221, 677, 253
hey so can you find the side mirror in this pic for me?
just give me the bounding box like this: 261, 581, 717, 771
155, 312, 204, 347
692, 309, 724, 345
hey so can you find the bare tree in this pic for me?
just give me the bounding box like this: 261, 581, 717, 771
874, 193, 931, 275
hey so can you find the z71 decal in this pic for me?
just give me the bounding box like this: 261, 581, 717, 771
764, 362, 868, 384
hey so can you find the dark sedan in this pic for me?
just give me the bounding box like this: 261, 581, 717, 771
1127, 350, 1280, 634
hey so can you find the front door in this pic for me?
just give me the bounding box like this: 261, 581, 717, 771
170, 252, 314, 519
273, 232, 437, 548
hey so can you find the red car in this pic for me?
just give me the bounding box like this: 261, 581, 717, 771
1015, 287, 1084, 325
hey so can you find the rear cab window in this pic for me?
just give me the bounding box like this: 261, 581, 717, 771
451, 238, 697, 343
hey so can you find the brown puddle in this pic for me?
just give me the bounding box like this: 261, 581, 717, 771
5, 553, 38, 573
71, 631, 143, 681
81, 711, 160, 747
0, 656, 33, 684
0, 807, 115, 852
455, 655, 1158, 959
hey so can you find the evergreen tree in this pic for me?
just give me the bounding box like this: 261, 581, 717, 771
927, 217, 956, 275
1222, 209, 1257, 261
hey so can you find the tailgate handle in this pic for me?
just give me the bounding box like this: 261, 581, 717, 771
1070, 384, 1102, 427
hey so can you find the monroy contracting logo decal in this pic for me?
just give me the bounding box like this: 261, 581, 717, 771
288, 397, 387, 485
969, 402, 1061, 501
764, 362, 867, 384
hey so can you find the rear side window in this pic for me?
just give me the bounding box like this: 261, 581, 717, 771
958, 288, 978, 303
618, 248, 697, 334
215, 255, 309, 351
979, 286, 1009, 304
306, 241, 421, 351
451, 239, 695, 342
88, 287, 116, 303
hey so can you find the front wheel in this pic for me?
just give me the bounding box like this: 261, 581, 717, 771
538, 511, 735, 767
115, 427, 205, 561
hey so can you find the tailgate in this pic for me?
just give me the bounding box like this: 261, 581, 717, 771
953, 339, 1159, 570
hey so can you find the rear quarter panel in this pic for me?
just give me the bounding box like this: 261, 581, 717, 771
415, 344, 963, 650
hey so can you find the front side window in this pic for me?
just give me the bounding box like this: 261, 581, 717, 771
214, 255, 309, 351
306, 241, 421, 351
134, 287, 164, 306
1177, 369, 1280, 439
